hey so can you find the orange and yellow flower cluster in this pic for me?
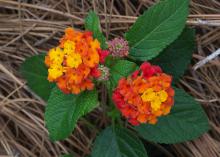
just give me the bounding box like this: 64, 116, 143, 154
45, 28, 109, 94
112, 62, 175, 125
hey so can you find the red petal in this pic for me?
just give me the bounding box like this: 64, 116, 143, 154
98, 49, 110, 63
90, 67, 101, 78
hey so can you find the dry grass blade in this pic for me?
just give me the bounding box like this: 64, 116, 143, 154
0, 0, 220, 157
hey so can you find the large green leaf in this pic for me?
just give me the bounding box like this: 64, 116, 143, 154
135, 88, 209, 144
85, 11, 108, 49
20, 54, 54, 101
91, 126, 148, 157
45, 87, 98, 141
151, 28, 195, 82
125, 0, 189, 61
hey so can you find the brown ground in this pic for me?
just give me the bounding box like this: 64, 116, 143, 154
0, 0, 220, 157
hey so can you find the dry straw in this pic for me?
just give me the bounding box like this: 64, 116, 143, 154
0, 0, 220, 157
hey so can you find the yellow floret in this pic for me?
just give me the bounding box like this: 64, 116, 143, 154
66, 53, 82, 68
141, 88, 168, 112
157, 90, 168, 102
48, 47, 64, 65
64, 40, 75, 55
48, 65, 63, 81
151, 98, 162, 111
141, 88, 156, 102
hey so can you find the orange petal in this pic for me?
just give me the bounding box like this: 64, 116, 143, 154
137, 114, 148, 123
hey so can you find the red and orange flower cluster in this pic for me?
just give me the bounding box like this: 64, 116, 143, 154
112, 62, 175, 125
45, 28, 109, 94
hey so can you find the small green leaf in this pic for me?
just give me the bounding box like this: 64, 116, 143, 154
151, 28, 195, 82
125, 0, 189, 61
20, 54, 54, 101
45, 87, 98, 141
85, 11, 107, 49
91, 126, 148, 157
106, 58, 138, 90
135, 88, 209, 144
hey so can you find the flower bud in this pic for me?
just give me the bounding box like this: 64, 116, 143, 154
98, 65, 110, 81
108, 37, 129, 57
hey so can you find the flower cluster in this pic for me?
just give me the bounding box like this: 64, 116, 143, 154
112, 62, 175, 125
45, 28, 108, 94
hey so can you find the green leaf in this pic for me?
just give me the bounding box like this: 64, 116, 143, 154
106, 58, 138, 91
20, 54, 54, 101
45, 87, 98, 141
151, 27, 195, 82
61, 155, 72, 157
125, 0, 189, 61
85, 11, 108, 49
91, 126, 148, 157
135, 88, 209, 144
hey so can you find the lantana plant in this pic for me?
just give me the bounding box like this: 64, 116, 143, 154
21, 0, 209, 156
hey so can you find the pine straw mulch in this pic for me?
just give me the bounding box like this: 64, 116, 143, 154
0, 0, 220, 157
